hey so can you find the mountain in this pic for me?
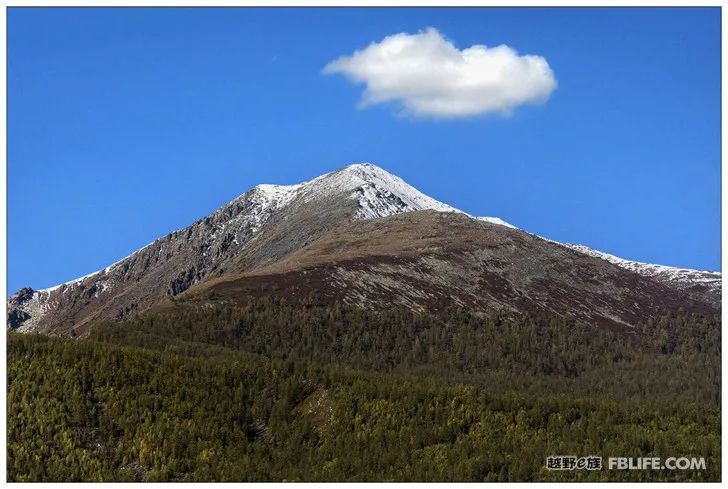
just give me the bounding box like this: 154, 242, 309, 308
7, 163, 720, 336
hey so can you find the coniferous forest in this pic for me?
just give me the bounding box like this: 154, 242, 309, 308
7, 298, 721, 481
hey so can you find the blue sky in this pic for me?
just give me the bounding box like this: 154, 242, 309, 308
8, 7, 721, 293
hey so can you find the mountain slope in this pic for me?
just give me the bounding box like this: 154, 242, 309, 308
564, 244, 721, 307
190, 210, 715, 329
7, 163, 720, 336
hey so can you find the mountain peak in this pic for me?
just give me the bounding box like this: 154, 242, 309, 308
310, 162, 461, 219
335, 162, 396, 180
245, 162, 461, 221
339, 161, 381, 172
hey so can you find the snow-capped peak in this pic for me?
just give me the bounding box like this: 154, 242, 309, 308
245, 163, 469, 221
310, 162, 461, 219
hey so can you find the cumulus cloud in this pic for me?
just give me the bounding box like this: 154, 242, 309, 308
323, 28, 557, 119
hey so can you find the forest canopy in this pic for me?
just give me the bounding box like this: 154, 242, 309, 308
7, 298, 721, 481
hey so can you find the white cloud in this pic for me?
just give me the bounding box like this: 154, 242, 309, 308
323, 28, 557, 119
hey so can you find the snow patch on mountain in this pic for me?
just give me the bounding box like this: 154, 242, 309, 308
338, 163, 460, 218
38, 240, 156, 294
477, 216, 517, 229
232, 184, 302, 234
565, 243, 721, 298
251, 183, 302, 212
39, 271, 99, 294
